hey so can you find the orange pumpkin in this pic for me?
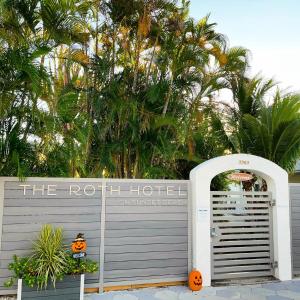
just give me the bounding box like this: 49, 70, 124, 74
188, 269, 202, 291
71, 233, 87, 253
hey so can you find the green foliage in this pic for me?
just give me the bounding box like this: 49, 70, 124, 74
31, 225, 68, 289
64, 255, 99, 275
240, 94, 300, 172
4, 255, 40, 288
219, 74, 300, 173
5, 225, 98, 289
0, 0, 299, 180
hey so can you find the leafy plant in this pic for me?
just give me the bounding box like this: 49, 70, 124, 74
64, 255, 98, 275
0, 0, 299, 180
5, 225, 98, 290
4, 255, 41, 288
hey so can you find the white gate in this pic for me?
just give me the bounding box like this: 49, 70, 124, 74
211, 191, 274, 281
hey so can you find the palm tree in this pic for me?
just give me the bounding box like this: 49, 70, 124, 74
221, 75, 276, 153
85, 2, 249, 179
0, 0, 89, 177
241, 93, 300, 172
216, 73, 300, 173
2, 0, 297, 181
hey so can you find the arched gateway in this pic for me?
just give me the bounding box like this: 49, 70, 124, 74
190, 154, 292, 286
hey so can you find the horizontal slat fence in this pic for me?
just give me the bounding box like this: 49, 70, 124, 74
290, 184, 300, 276
0, 178, 190, 295
0, 181, 102, 291
104, 182, 189, 285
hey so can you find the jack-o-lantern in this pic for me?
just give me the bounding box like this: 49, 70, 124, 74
71, 233, 87, 253
188, 269, 202, 291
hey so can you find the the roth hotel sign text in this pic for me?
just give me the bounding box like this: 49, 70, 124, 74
18, 183, 188, 197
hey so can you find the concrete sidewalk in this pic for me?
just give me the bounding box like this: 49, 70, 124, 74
85, 280, 300, 300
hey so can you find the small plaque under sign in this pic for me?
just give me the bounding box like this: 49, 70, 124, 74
197, 207, 209, 222
73, 252, 86, 259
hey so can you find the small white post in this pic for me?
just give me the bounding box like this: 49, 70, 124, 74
80, 274, 85, 300
17, 278, 22, 300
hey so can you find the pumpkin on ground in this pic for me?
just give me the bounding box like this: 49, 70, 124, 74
188, 269, 202, 291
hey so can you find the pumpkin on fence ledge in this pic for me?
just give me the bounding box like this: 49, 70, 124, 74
188, 269, 202, 291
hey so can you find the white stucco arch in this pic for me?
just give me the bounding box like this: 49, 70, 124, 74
190, 154, 292, 286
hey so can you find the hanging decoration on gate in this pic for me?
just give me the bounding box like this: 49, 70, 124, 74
188, 269, 203, 291
71, 233, 87, 258
227, 172, 253, 182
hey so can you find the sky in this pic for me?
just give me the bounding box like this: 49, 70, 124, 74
189, 0, 300, 92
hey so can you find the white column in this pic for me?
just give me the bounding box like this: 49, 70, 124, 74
190, 171, 212, 286
17, 279, 22, 300
271, 174, 292, 280
80, 274, 85, 300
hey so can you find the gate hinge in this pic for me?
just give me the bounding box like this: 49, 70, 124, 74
271, 261, 278, 269
270, 199, 276, 206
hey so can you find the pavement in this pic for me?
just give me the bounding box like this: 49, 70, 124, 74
85, 280, 300, 300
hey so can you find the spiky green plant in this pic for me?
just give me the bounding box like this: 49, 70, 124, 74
31, 225, 68, 289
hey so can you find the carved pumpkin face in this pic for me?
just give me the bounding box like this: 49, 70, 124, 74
188, 269, 202, 291
71, 233, 87, 253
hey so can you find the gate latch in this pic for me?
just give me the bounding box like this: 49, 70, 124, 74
210, 227, 218, 237
270, 199, 276, 206
271, 261, 278, 269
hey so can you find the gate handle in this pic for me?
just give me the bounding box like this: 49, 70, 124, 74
211, 227, 218, 237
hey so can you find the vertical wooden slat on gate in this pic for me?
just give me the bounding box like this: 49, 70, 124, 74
99, 180, 106, 293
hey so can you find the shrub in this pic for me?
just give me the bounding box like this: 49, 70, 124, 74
31, 225, 68, 289
5, 225, 98, 289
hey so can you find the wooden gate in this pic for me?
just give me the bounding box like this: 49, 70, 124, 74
211, 191, 274, 281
